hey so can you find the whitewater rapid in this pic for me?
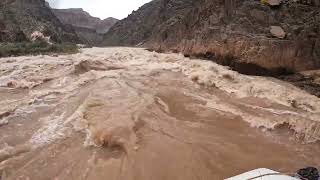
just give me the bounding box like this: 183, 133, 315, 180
0, 47, 319, 179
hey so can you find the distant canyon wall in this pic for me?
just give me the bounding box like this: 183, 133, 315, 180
0, 1, 118, 45
53, 8, 118, 45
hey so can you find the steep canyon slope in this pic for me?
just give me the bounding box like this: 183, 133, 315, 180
103, 0, 320, 73
0, 48, 320, 179
0, 0, 79, 43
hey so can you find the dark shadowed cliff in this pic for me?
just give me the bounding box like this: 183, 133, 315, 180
103, 0, 320, 73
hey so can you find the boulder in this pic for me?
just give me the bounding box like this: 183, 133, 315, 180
270, 26, 286, 39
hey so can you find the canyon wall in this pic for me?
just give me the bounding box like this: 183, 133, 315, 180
0, 0, 79, 43
53, 8, 118, 45
103, 0, 320, 73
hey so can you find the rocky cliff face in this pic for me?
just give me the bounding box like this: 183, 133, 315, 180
0, 0, 79, 43
103, 0, 320, 73
53, 8, 118, 45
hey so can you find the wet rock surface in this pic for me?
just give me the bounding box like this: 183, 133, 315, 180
0, 48, 319, 179
279, 71, 320, 97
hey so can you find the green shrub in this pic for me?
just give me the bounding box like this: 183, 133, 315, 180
0, 41, 79, 57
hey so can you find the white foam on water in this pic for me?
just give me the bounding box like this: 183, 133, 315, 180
1, 47, 320, 148
30, 112, 69, 148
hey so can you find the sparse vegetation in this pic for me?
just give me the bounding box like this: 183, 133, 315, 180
0, 40, 79, 58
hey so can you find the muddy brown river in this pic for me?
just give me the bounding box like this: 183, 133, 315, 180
0, 47, 319, 179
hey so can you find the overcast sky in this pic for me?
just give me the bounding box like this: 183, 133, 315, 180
46, 0, 152, 20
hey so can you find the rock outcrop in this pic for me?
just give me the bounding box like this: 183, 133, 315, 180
103, 0, 320, 74
0, 0, 79, 43
53, 8, 118, 45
